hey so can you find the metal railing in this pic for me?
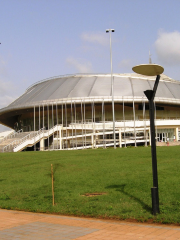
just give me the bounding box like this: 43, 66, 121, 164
0, 129, 23, 144
13, 124, 61, 150
13, 127, 46, 151
2, 129, 37, 152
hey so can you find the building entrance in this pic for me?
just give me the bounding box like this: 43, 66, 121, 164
157, 132, 168, 142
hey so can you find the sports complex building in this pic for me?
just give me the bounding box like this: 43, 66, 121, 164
0, 73, 180, 152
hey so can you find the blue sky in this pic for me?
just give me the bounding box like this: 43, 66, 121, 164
1, 0, 180, 131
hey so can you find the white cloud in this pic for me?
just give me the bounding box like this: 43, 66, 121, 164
155, 30, 180, 65
66, 57, 93, 73
118, 59, 132, 69
81, 32, 109, 46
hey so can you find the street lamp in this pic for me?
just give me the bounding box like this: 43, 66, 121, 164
106, 29, 116, 148
132, 63, 164, 215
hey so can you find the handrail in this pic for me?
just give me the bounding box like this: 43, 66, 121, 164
0, 131, 14, 144
13, 127, 46, 150
13, 124, 61, 152
2, 129, 35, 152
10, 129, 23, 139
0, 129, 23, 144
70, 118, 180, 125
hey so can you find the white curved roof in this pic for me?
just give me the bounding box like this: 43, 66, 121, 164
1, 73, 180, 113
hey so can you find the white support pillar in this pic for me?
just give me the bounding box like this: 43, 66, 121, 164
52, 103, 54, 150
56, 102, 58, 150
71, 101, 74, 149
175, 127, 178, 141
133, 99, 136, 147
67, 129, 70, 149
34, 106, 36, 151
65, 102, 68, 149
84, 101, 86, 148
47, 104, 49, 149
102, 100, 105, 148
143, 100, 148, 147
62, 102, 64, 149
119, 128, 122, 148
81, 100, 84, 149
123, 99, 126, 148
59, 126, 62, 150
40, 138, 45, 151
91, 134, 95, 149
43, 104, 44, 147
93, 101, 96, 148
74, 102, 77, 149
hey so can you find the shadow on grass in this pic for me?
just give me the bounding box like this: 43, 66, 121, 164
105, 184, 151, 213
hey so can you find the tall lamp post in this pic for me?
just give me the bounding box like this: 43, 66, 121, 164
132, 64, 164, 215
106, 29, 116, 149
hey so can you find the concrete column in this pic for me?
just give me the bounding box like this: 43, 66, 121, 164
119, 128, 122, 148
96, 131, 99, 147
67, 129, 70, 148
175, 127, 178, 141
59, 128, 62, 150
40, 138, 45, 151
34, 106, 36, 151
91, 134, 95, 149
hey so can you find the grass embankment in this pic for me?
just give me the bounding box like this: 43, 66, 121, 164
0, 146, 180, 224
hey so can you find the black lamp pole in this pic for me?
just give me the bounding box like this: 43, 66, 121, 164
144, 74, 160, 215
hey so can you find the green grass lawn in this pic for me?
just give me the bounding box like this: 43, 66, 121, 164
0, 146, 180, 224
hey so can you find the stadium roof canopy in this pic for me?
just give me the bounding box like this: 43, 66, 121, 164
0, 73, 180, 114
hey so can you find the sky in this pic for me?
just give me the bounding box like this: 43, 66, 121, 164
1, 0, 180, 132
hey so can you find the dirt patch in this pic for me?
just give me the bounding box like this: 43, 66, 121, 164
81, 192, 107, 197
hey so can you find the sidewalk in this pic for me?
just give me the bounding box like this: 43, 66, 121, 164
0, 209, 180, 239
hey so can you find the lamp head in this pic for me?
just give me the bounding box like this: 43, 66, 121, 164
132, 64, 164, 76
106, 29, 115, 33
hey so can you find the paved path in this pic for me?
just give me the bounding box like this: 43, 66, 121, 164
0, 209, 180, 239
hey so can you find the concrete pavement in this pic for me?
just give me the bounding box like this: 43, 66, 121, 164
0, 209, 180, 239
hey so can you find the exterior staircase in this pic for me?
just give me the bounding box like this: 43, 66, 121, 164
0, 131, 35, 152
13, 125, 61, 152
0, 125, 62, 152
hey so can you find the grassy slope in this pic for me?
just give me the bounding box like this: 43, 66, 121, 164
0, 146, 180, 224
